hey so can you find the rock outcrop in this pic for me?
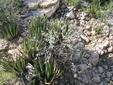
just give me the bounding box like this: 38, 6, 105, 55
23, 0, 59, 17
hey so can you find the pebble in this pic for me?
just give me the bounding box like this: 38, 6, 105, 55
89, 52, 99, 65
79, 64, 89, 72
98, 66, 104, 73
80, 34, 90, 43
108, 46, 113, 53
66, 11, 75, 19
93, 75, 100, 83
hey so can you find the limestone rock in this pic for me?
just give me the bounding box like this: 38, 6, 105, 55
80, 34, 90, 43
108, 46, 113, 53
66, 11, 75, 19
23, 0, 59, 17
0, 39, 8, 51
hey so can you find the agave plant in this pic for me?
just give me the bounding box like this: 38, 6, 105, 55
34, 57, 61, 85
2, 22, 19, 40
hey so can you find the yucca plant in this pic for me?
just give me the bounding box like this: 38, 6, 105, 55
2, 22, 19, 40
21, 37, 38, 57
29, 16, 47, 41
34, 57, 61, 85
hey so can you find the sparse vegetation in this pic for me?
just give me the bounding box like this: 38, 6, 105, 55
95, 27, 102, 34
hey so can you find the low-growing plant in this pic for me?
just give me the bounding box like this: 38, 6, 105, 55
68, 0, 80, 7
95, 27, 102, 34
2, 22, 19, 40
0, 71, 16, 85
34, 57, 62, 85
2, 57, 27, 77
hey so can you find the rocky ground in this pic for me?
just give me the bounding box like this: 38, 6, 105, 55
52, 1, 113, 85
1, 0, 113, 85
